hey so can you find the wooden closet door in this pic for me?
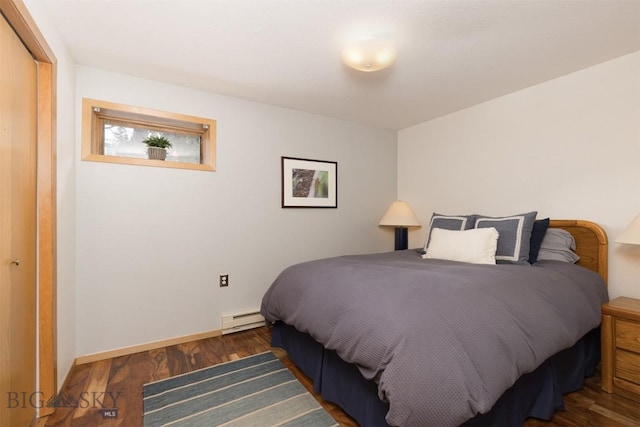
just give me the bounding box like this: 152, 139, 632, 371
0, 12, 38, 427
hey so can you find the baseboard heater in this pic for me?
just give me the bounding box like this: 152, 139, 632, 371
221, 310, 266, 335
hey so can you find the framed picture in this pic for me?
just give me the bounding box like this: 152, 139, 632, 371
282, 157, 337, 208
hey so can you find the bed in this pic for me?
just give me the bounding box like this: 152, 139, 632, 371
260, 219, 609, 426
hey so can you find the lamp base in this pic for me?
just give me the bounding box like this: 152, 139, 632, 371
394, 227, 408, 251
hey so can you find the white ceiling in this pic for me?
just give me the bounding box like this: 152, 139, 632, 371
41, 0, 640, 130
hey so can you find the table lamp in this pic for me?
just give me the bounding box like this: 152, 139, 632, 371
616, 214, 640, 245
379, 201, 421, 250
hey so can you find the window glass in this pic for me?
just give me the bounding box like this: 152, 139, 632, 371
103, 123, 202, 164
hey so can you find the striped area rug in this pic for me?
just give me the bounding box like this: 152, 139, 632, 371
143, 351, 338, 427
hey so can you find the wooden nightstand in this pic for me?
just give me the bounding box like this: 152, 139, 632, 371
601, 297, 640, 403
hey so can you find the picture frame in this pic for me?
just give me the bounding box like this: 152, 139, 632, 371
281, 157, 337, 208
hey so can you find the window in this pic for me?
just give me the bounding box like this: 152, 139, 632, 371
82, 98, 216, 171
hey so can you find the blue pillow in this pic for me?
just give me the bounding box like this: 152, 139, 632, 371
423, 213, 476, 251
474, 211, 537, 264
528, 218, 549, 264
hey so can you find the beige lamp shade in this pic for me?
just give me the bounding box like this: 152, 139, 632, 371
379, 201, 421, 227
615, 214, 640, 245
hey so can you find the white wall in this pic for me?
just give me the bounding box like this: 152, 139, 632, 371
75, 67, 397, 356
24, 0, 77, 391
399, 51, 640, 300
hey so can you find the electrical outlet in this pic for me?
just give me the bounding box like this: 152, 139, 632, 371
220, 274, 229, 287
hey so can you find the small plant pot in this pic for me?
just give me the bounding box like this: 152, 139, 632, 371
147, 147, 167, 161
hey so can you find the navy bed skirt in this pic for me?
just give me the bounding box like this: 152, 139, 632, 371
271, 322, 600, 427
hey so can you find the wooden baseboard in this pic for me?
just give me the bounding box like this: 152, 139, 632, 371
75, 329, 223, 365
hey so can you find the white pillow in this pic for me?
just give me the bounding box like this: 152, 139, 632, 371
422, 227, 499, 264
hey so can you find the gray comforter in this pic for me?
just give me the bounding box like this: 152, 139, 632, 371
260, 250, 608, 426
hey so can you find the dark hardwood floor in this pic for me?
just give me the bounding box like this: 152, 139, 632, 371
44, 326, 640, 426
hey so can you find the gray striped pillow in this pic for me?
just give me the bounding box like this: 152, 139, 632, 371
474, 211, 537, 264
423, 213, 476, 251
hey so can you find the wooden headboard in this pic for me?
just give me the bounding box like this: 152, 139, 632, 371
549, 220, 608, 285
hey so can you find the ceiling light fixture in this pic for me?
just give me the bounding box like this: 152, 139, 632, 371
342, 37, 397, 72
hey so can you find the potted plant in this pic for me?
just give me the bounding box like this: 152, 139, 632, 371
142, 134, 172, 161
